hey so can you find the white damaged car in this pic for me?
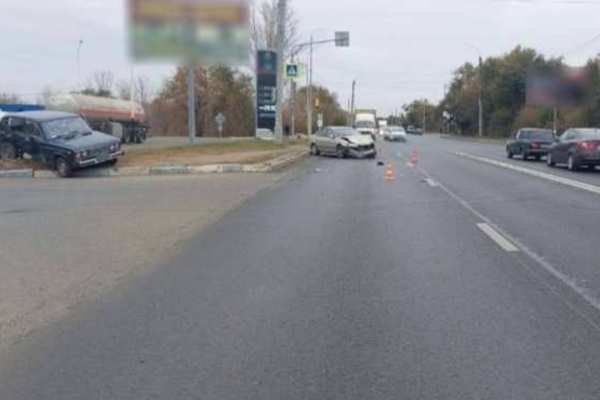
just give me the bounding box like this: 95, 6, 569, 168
310, 126, 377, 159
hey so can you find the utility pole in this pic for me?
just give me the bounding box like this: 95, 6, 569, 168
553, 106, 558, 136
307, 35, 314, 136
274, 0, 287, 142
350, 79, 356, 126
187, 64, 196, 145
478, 56, 484, 137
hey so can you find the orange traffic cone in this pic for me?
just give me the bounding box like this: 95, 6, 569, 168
384, 163, 395, 182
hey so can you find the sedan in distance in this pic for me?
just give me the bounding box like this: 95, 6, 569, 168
310, 126, 376, 159
506, 128, 555, 160
547, 128, 600, 171
383, 126, 407, 142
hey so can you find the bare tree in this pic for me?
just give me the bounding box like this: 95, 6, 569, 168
37, 86, 57, 106
250, 0, 299, 62
116, 76, 153, 105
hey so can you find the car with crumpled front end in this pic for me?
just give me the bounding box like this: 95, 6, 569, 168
0, 111, 123, 177
310, 126, 376, 159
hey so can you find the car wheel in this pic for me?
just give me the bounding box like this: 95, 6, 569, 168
310, 144, 320, 156
547, 153, 555, 167
568, 154, 579, 171
506, 149, 513, 159
336, 145, 346, 159
55, 157, 72, 178
522, 152, 529, 161
0, 142, 17, 160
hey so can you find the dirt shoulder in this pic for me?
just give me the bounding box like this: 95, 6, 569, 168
0, 139, 308, 172
119, 139, 306, 167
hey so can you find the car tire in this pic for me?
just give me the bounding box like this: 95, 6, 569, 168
336, 145, 346, 159
568, 154, 579, 171
522, 152, 529, 161
506, 149, 513, 159
547, 153, 555, 167
55, 157, 72, 178
0, 142, 17, 160
310, 144, 320, 156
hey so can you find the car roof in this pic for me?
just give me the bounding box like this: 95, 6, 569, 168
329, 126, 355, 130
571, 128, 600, 134
2, 111, 76, 122
520, 128, 553, 132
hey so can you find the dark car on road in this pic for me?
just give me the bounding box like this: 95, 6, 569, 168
0, 111, 123, 177
547, 128, 600, 171
506, 128, 555, 160
406, 126, 423, 135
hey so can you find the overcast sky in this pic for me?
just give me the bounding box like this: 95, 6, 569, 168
2, 0, 600, 115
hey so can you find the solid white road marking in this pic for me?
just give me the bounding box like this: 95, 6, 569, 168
455, 152, 600, 196
417, 167, 600, 329
477, 223, 520, 252
425, 178, 438, 187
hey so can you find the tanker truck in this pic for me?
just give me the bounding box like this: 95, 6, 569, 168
46, 94, 148, 144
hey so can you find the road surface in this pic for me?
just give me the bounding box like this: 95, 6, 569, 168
2, 135, 600, 399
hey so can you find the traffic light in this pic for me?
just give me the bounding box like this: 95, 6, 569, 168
315, 97, 321, 113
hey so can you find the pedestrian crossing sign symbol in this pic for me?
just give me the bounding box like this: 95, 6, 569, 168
286, 64, 299, 79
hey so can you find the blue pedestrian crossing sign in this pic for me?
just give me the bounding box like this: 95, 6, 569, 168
286, 64, 299, 79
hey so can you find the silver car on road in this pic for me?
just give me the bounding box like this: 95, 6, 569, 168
310, 126, 377, 159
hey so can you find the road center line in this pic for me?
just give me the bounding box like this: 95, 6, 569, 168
477, 223, 520, 252
454, 152, 600, 196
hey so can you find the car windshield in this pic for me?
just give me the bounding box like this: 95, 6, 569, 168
332, 128, 358, 137
521, 130, 553, 140
355, 121, 375, 128
43, 117, 92, 139
577, 130, 600, 140
390, 127, 405, 132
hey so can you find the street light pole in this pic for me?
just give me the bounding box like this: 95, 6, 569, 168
478, 56, 484, 137
76, 39, 84, 90
307, 35, 314, 136
274, 0, 287, 142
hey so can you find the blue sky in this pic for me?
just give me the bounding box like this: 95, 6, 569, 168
2, 0, 600, 115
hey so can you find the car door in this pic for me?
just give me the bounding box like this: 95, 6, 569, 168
320, 128, 335, 154
314, 128, 329, 153
6, 117, 28, 154
507, 130, 518, 153
21, 119, 44, 160
555, 130, 574, 163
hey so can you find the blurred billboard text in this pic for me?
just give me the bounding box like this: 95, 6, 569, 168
128, 0, 249, 65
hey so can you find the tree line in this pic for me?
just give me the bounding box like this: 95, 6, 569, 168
399, 46, 600, 137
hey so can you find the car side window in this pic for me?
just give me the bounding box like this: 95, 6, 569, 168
561, 131, 573, 142
0, 118, 8, 134
8, 117, 26, 134
23, 120, 42, 137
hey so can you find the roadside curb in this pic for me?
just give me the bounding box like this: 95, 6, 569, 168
1, 150, 309, 180
0, 169, 33, 178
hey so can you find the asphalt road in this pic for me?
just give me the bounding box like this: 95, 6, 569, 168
2, 135, 600, 399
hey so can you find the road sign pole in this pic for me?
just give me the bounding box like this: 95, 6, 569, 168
308, 36, 314, 137
187, 64, 196, 145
